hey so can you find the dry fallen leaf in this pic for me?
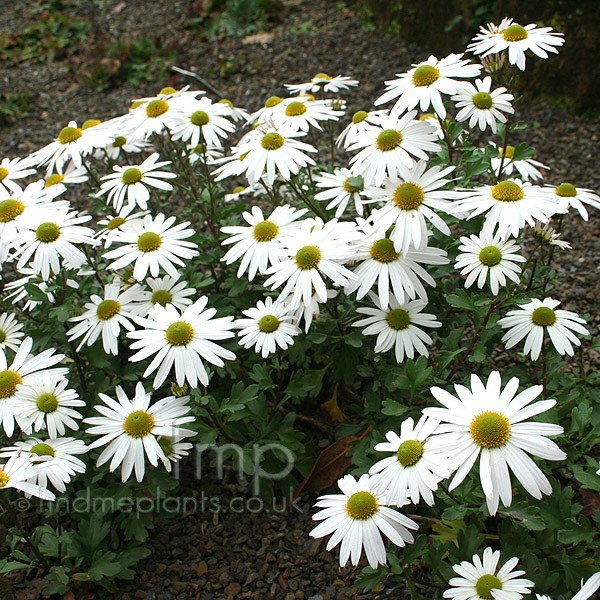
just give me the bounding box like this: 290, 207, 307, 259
241, 32, 275, 45
321, 383, 344, 424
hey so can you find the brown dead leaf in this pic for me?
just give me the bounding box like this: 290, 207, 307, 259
580, 488, 600, 517
321, 383, 344, 424
241, 32, 275, 45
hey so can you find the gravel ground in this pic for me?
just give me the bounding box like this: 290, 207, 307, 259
2, 0, 600, 598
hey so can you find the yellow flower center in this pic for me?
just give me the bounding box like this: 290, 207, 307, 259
191, 111, 210, 126
261, 132, 285, 151
146, 99, 169, 118
112, 136, 127, 147
376, 129, 403, 152
253, 220, 279, 242
258, 315, 280, 333
502, 24, 528, 42
30, 443, 55, 457
122, 167, 143, 185
107, 216, 126, 230
345, 491, 378, 520
0, 167, 8, 181
470, 411, 510, 448
531, 306, 557, 326
159, 87, 177, 95
36, 393, 58, 413
491, 180, 523, 202
82, 119, 101, 129
479, 246, 502, 266
152, 289, 173, 307
472, 92, 493, 109
0, 370, 22, 399
219, 99, 234, 108
233, 186, 246, 194
555, 182, 577, 197
58, 126, 82, 144
476, 574, 503, 599
264, 96, 283, 108
313, 72, 332, 80
394, 182, 424, 210
295, 245, 321, 270
165, 321, 194, 346
96, 299, 120, 320
285, 101, 307, 117
137, 232, 162, 252
386, 308, 411, 330
36, 222, 61, 243
123, 410, 155, 438
45, 174, 65, 187
352, 110, 368, 124
500, 145, 515, 159
0, 470, 8, 488
397, 439, 424, 466
412, 64, 440, 87
0, 198, 25, 222
343, 176, 363, 194
370, 238, 399, 263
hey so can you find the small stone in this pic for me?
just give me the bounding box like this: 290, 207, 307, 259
224, 583, 242, 596
196, 561, 208, 576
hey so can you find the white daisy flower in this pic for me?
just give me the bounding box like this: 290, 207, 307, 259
369, 415, 454, 506
0, 157, 37, 194
103, 213, 199, 282
314, 169, 378, 218
67, 283, 143, 355
424, 371, 567, 515
336, 109, 388, 149
220, 204, 308, 281
223, 182, 264, 203
187, 142, 224, 166
489, 143, 549, 181
168, 96, 235, 148
292, 289, 337, 334
418, 112, 445, 139
0, 437, 87, 493
248, 95, 288, 126
545, 182, 600, 221
0, 452, 55, 500
345, 232, 449, 308
263, 217, 357, 310
12, 206, 97, 280
13, 372, 84, 438
157, 435, 194, 473
96, 153, 176, 213
135, 275, 196, 316
99, 131, 151, 161
127, 299, 236, 389
95, 209, 150, 249
452, 77, 514, 132
235, 297, 300, 358
347, 111, 441, 186
269, 97, 343, 133
3, 269, 55, 312
0, 312, 24, 353
531, 223, 571, 250
310, 473, 418, 569
453, 179, 565, 239
44, 164, 89, 188
367, 161, 457, 253
217, 98, 251, 123
284, 73, 359, 96
0, 337, 67, 436
455, 227, 525, 295
353, 294, 441, 363
537, 573, 600, 600
375, 53, 482, 118
498, 298, 589, 360
85, 382, 195, 482
468, 19, 564, 71
445, 547, 534, 600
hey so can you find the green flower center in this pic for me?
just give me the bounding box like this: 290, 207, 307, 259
107, 216, 126, 230
45, 174, 64, 187
261, 132, 285, 151
96, 299, 120, 320
30, 443, 55, 457
556, 182, 577, 197
397, 439, 424, 467
82, 119, 100, 129
386, 308, 411, 331
470, 411, 510, 448
123, 410, 155, 438
412, 64, 440, 87
0, 370, 22, 399
58, 126, 82, 144
352, 110, 368, 124
531, 306, 557, 326
343, 176, 364, 194
219, 99, 234, 108
0, 470, 8, 488
285, 101, 307, 117
370, 238, 399, 263
491, 180, 523, 202
253, 220, 279, 242
165, 321, 194, 346
0, 330, 5, 344
36, 393, 58, 413
122, 167, 143, 185
472, 92, 493, 110
158, 436, 174, 456
146, 99, 169, 118
137, 232, 162, 252
479, 246, 502, 266
36, 222, 61, 243
345, 491, 378, 520
503, 24, 528, 42
191, 111, 210, 126
0, 167, 8, 181
258, 315, 280, 333
152, 289, 173, 306
0, 198, 25, 223
394, 182, 424, 210
112, 136, 127, 147
233, 186, 246, 194
264, 96, 283, 108
295, 245, 321, 270
476, 574, 503, 600
377, 129, 403, 152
